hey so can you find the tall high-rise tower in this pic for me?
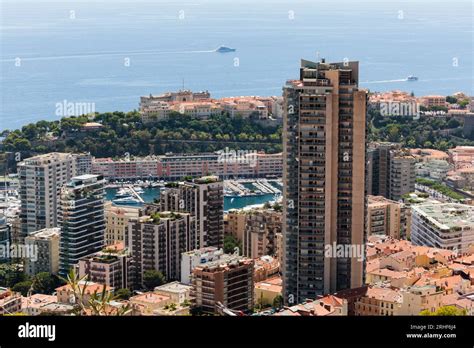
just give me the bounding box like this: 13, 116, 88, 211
59, 174, 106, 276
18, 153, 76, 240
282, 59, 367, 303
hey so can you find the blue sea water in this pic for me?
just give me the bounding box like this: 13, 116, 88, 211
0, 0, 472, 131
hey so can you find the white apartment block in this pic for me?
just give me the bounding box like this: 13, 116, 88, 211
411, 203, 474, 254
18, 153, 77, 239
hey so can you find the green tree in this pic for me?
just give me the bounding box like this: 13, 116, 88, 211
143, 270, 165, 290
446, 96, 457, 104
115, 288, 132, 300
420, 306, 467, 316
459, 100, 469, 109
224, 235, 241, 254
386, 124, 400, 142
0, 264, 29, 288
32, 272, 64, 294
12, 280, 33, 296
447, 118, 460, 128
272, 295, 284, 310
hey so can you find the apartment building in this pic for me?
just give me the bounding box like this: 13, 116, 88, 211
399, 285, 444, 315
419, 95, 447, 108
180, 247, 224, 285
0, 214, 10, 260
224, 208, 282, 258
243, 209, 282, 259
389, 150, 417, 201
22, 294, 59, 316
77, 247, 131, 289
415, 159, 451, 181
367, 142, 399, 197
24, 227, 60, 276
18, 152, 76, 240
354, 286, 402, 316
192, 254, 254, 313
154, 281, 193, 304
367, 143, 416, 201
254, 152, 283, 178
91, 152, 283, 180
282, 59, 367, 302
0, 287, 22, 315
59, 175, 106, 276
73, 153, 93, 176
448, 146, 474, 170
367, 195, 411, 239
224, 210, 247, 241
104, 202, 141, 245
411, 203, 474, 253
160, 176, 224, 249
446, 167, 474, 190
56, 281, 113, 306
127, 212, 196, 287
92, 156, 160, 179
254, 255, 280, 282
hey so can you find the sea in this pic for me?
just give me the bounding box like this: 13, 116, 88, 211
0, 0, 472, 131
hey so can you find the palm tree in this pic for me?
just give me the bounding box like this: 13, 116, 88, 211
60, 269, 131, 316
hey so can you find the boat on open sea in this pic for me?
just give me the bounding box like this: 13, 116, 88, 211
215, 45, 236, 53
407, 75, 418, 81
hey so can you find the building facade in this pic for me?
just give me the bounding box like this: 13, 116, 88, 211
367, 195, 411, 239
59, 174, 106, 276
160, 176, 224, 249
77, 248, 131, 289
180, 247, 223, 285
25, 227, 60, 276
367, 143, 416, 201
192, 254, 254, 313
282, 59, 367, 302
127, 212, 196, 287
0, 214, 10, 261
0, 287, 22, 315
18, 153, 76, 240
104, 202, 141, 245
411, 203, 474, 254
243, 209, 282, 259
91, 152, 283, 180
389, 150, 417, 201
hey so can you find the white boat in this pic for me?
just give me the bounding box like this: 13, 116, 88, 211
114, 188, 131, 198
112, 196, 143, 206
215, 45, 236, 53
133, 186, 144, 194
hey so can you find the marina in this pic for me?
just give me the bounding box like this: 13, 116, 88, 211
105, 178, 283, 210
